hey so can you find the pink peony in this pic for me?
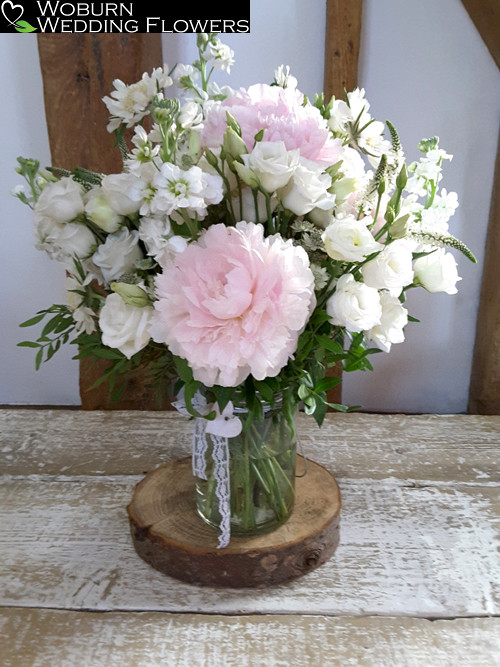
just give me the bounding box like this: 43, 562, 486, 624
200, 84, 342, 168
150, 221, 316, 387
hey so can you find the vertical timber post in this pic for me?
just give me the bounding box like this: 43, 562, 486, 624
323, 1, 363, 405
38, 35, 165, 409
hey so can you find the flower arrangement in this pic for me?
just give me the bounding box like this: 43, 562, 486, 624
14, 33, 476, 544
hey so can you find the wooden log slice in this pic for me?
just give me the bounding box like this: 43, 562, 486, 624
127, 456, 341, 588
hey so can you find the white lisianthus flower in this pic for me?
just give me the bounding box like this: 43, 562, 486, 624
307, 206, 334, 229
413, 249, 461, 294
240, 141, 299, 193
322, 215, 383, 262
327, 274, 381, 333
84, 186, 123, 233
57, 222, 96, 262
278, 161, 335, 216
34, 216, 95, 264
100, 172, 143, 217
34, 176, 85, 223
365, 291, 408, 353
99, 292, 154, 359
92, 228, 143, 284
151, 163, 223, 219
361, 239, 415, 297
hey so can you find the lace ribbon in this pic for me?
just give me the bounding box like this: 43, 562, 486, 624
172, 389, 238, 549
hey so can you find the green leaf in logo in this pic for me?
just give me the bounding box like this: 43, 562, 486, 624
15, 19, 37, 32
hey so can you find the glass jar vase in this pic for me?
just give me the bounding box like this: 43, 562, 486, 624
195, 395, 297, 537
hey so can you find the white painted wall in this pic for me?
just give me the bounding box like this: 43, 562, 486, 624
1, 0, 498, 412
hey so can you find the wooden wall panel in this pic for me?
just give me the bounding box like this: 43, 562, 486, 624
324, 1, 363, 405
38, 35, 165, 409
461, 0, 500, 70
324, 0, 363, 101
468, 137, 500, 414
461, 2, 500, 414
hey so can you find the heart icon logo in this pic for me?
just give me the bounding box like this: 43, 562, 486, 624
1, 0, 24, 26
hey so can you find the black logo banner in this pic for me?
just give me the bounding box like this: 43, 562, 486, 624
0, 0, 250, 33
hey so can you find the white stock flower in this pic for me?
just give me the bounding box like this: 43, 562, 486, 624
34, 176, 85, 223
65, 274, 96, 335
99, 292, 154, 359
241, 141, 299, 192
413, 249, 461, 294
361, 239, 415, 296
138, 216, 188, 267
102, 65, 173, 132
419, 189, 459, 232
365, 291, 408, 353
127, 126, 160, 169
322, 215, 383, 262
151, 163, 223, 218
204, 38, 234, 73
84, 186, 123, 233
172, 63, 197, 85
179, 102, 203, 129
273, 65, 298, 89
100, 172, 143, 217
278, 161, 335, 216
326, 273, 381, 333
92, 227, 143, 284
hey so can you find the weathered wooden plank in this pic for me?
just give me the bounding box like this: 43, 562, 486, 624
37, 34, 162, 175
461, 0, 500, 70
1, 410, 499, 483
468, 136, 500, 415
323, 0, 363, 100
1, 476, 498, 616
37, 34, 169, 411
322, 0, 363, 406
1, 609, 499, 667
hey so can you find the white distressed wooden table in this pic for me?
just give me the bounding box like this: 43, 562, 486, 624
0, 409, 499, 666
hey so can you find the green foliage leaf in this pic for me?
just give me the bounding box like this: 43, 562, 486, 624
19, 313, 45, 328
314, 376, 341, 393
17, 341, 40, 348
173, 356, 194, 384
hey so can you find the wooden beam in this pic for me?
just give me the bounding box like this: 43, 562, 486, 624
461, 0, 500, 70
38, 35, 165, 409
37, 35, 163, 173
324, 0, 363, 100
323, 1, 363, 405
468, 135, 500, 414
